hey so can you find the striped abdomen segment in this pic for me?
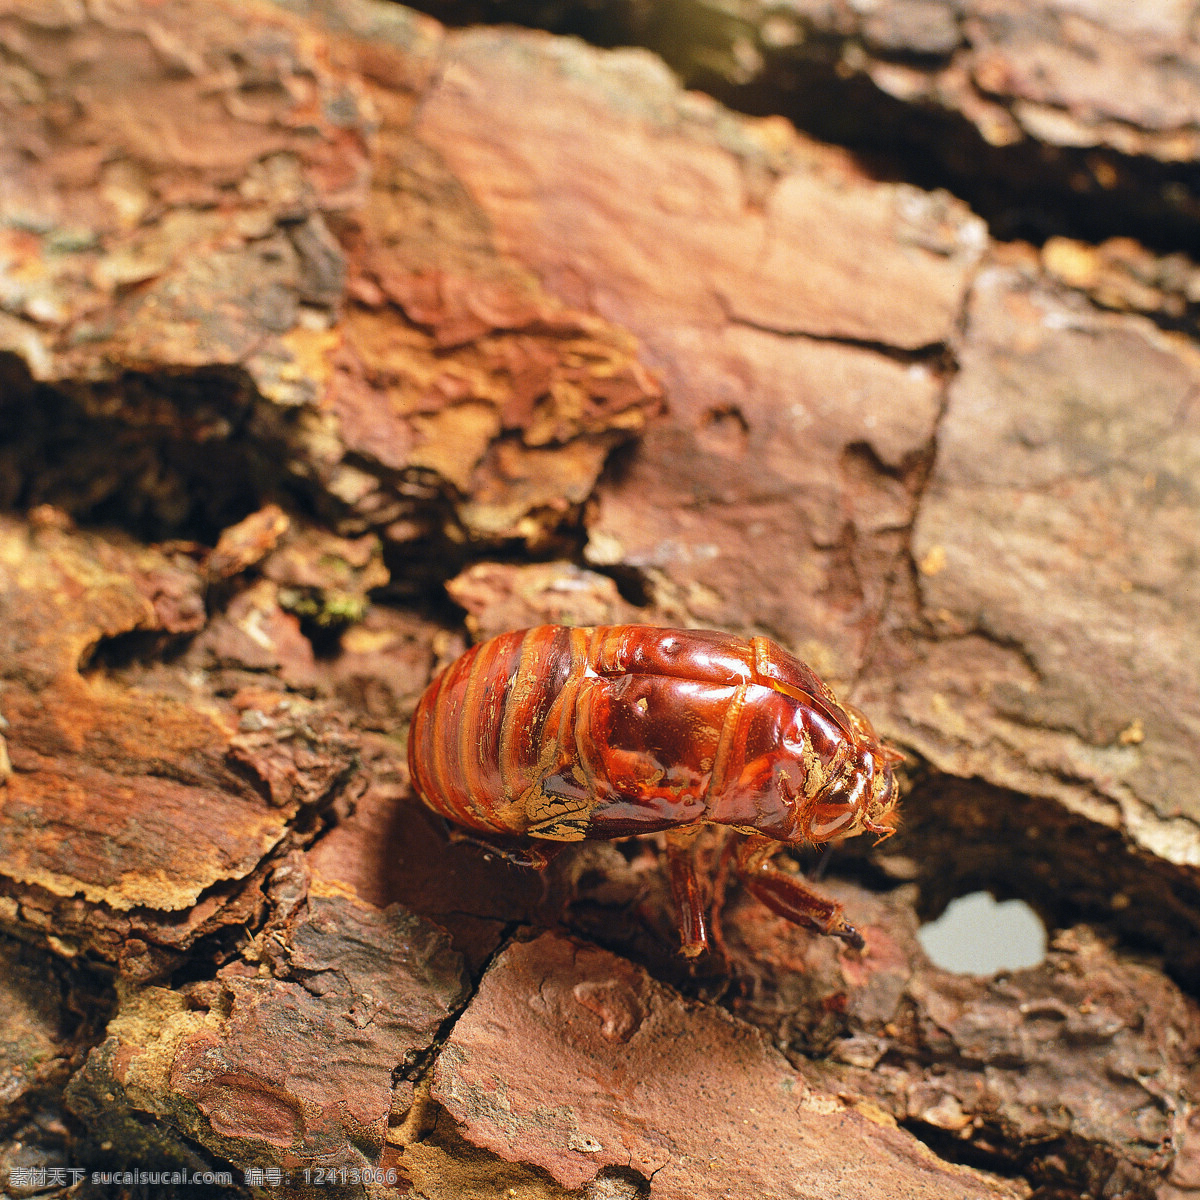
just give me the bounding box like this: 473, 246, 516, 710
407, 624, 903, 957
407, 626, 579, 834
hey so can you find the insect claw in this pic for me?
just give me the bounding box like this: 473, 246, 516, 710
865, 813, 899, 844
838, 923, 866, 952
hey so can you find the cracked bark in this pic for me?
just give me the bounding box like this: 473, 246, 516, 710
416, 0, 1200, 250
0, 3, 1198, 1199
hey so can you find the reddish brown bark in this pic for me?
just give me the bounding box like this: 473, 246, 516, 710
0, 2, 1197, 1198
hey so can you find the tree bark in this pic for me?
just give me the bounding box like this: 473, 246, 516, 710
0, 2, 1197, 1198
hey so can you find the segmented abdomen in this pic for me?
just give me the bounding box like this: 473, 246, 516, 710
408, 624, 890, 843
408, 626, 577, 834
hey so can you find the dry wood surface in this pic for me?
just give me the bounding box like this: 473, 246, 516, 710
1, 1, 1198, 1198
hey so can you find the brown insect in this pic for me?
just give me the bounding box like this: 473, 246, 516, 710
408, 625, 901, 955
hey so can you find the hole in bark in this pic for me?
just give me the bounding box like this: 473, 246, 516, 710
583, 1165, 652, 1199
695, 404, 749, 458
869, 772, 1200, 996
0, 360, 305, 544
917, 890, 1047, 974
596, 563, 653, 607
81, 628, 195, 675
902, 1121, 1138, 1200
593, 437, 641, 489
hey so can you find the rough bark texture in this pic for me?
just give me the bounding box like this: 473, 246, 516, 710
0, 1, 1198, 1199
421, 0, 1200, 247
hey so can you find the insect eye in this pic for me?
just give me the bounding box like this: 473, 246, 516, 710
808, 802, 856, 839
807, 769, 869, 840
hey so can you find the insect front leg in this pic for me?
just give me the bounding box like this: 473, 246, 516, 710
735, 835, 865, 950
664, 826, 709, 957
442, 821, 560, 870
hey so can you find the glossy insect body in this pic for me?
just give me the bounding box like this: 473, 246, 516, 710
408, 625, 901, 954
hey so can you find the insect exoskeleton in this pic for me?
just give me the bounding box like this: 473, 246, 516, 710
408, 624, 901, 954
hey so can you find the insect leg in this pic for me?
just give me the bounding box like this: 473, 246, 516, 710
443, 823, 559, 870
735, 835, 864, 950
664, 826, 709, 957
708, 829, 739, 962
